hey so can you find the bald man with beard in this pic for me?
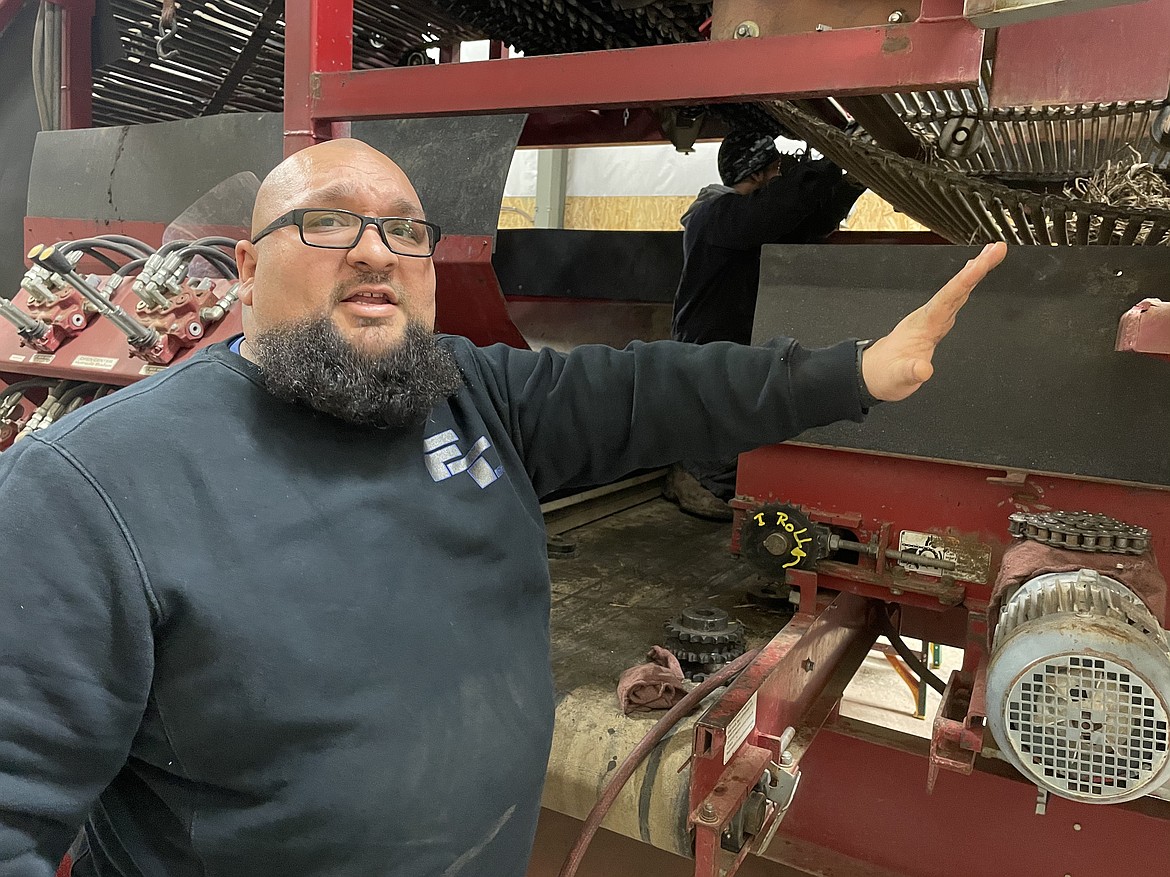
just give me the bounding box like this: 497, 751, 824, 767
0, 139, 1005, 877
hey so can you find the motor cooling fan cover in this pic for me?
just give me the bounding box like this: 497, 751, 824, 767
987, 570, 1170, 804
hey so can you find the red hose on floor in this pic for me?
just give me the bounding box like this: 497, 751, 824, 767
557, 648, 760, 877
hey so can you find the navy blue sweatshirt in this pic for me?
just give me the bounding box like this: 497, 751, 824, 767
672, 160, 865, 346
0, 335, 864, 876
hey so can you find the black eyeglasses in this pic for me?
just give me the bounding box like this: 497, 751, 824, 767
251, 208, 442, 258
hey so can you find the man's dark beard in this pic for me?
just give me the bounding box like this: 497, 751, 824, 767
249, 317, 463, 428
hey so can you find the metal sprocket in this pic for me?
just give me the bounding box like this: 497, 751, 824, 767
664, 606, 745, 645
663, 636, 745, 666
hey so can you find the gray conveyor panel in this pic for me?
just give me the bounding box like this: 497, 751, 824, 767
751, 244, 1170, 486
0, 3, 43, 297
27, 112, 525, 239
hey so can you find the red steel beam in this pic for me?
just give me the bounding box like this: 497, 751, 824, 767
519, 108, 670, 148
284, 0, 353, 155
310, 21, 984, 122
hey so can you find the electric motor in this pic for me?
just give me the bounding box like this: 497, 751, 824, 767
986, 569, 1170, 803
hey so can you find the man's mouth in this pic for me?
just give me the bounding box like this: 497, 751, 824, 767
338, 285, 402, 319
342, 285, 399, 305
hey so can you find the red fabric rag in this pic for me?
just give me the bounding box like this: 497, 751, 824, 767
617, 646, 689, 714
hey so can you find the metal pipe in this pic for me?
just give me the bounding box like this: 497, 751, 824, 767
830, 535, 957, 572
0, 298, 47, 337
14, 382, 67, 443
199, 282, 241, 323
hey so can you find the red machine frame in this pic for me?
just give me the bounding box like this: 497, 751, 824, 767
686, 444, 1170, 876
281, 0, 985, 155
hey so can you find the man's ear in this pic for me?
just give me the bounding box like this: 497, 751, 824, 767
236, 240, 257, 305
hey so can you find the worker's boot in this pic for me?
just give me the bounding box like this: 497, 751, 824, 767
664, 464, 733, 522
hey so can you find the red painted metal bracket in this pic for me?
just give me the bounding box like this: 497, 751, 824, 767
1117, 297, 1170, 361
735, 443, 1170, 627
990, 2, 1170, 107
928, 663, 989, 791
688, 592, 881, 877
518, 109, 672, 148
775, 723, 1170, 877
306, 21, 984, 123
432, 235, 528, 348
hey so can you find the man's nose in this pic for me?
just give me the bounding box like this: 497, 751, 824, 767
346, 224, 400, 272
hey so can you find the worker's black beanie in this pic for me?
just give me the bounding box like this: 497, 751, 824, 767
718, 131, 780, 186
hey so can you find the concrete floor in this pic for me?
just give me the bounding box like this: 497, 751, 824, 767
534, 498, 970, 877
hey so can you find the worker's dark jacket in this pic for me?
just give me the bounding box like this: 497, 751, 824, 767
0, 335, 865, 876
672, 160, 865, 345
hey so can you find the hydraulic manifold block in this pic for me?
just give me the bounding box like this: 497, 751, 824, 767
986, 569, 1170, 803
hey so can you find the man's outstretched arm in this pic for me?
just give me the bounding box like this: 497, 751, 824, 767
467, 244, 1008, 496
862, 242, 1008, 401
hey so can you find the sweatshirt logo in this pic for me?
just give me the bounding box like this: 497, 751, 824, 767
423, 429, 500, 489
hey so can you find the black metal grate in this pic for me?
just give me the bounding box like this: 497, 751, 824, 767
93, 0, 487, 125
91, 0, 719, 127
881, 60, 1170, 181
767, 100, 1170, 245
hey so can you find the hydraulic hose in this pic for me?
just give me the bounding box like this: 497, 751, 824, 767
189, 236, 239, 249
156, 239, 193, 257
113, 258, 149, 278
0, 379, 58, 404
72, 249, 121, 272
557, 648, 760, 877
58, 239, 150, 269
90, 235, 155, 257
54, 382, 102, 410
58, 239, 144, 260
880, 605, 946, 695
177, 245, 239, 278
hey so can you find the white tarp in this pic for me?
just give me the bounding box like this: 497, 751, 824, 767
504, 137, 807, 198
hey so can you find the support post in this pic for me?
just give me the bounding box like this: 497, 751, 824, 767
283, 0, 352, 155
534, 149, 568, 229
42, 0, 94, 129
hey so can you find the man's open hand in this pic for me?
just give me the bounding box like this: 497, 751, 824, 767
861, 242, 1007, 402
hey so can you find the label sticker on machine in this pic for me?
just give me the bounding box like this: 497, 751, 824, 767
724, 692, 758, 764
29, 353, 55, 364
8, 355, 25, 363
72, 355, 118, 371
139, 365, 167, 376
897, 531, 991, 584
